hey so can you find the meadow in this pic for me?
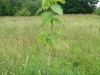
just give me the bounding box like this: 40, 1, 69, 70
0, 14, 100, 75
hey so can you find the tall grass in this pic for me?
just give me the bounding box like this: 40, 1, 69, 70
0, 14, 100, 75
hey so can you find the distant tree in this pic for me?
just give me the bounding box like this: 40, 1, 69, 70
0, 0, 99, 16
94, 7, 100, 15
9, 0, 41, 16
0, 0, 12, 16
7, 0, 24, 15
15, 7, 31, 16
23, 0, 41, 15
0, 0, 41, 16
60, 0, 99, 14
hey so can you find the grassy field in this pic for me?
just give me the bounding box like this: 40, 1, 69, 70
0, 14, 100, 75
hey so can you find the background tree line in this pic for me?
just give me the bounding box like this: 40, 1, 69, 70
0, 0, 99, 16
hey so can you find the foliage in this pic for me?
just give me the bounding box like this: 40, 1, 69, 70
0, 0, 12, 16
23, 0, 41, 15
94, 7, 100, 15
15, 7, 31, 16
9, 0, 24, 15
60, 0, 99, 14
0, 0, 41, 16
0, 0, 99, 16
37, 0, 65, 75
38, 0, 64, 47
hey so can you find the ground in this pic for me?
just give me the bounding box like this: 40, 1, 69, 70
0, 14, 100, 75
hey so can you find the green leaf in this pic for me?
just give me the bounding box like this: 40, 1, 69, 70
42, 0, 46, 5
42, 0, 50, 10
62, 15, 66, 21
35, 8, 42, 16
51, 4, 63, 15
53, 0, 65, 4
46, 33, 55, 47
37, 33, 46, 43
46, 33, 55, 42
54, 18, 61, 26
55, 30, 62, 34
41, 11, 54, 26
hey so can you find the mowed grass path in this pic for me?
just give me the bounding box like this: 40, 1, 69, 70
0, 14, 100, 75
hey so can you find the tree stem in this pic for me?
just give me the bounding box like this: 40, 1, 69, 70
51, 19, 53, 34
46, 19, 54, 75
46, 49, 51, 75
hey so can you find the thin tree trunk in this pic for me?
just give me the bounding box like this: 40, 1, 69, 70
46, 50, 51, 75
46, 19, 54, 75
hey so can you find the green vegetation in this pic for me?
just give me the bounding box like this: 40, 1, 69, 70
15, 7, 31, 16
0, 14, 100, 75
0, 0, 41, 16
0, 0, 99, 16
38, 0, 64, 74
61, 0, 99, 14
94, 7, 100, 16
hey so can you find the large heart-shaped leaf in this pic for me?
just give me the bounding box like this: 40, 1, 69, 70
41, 11, 54, 26
51, 4, 63, 15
